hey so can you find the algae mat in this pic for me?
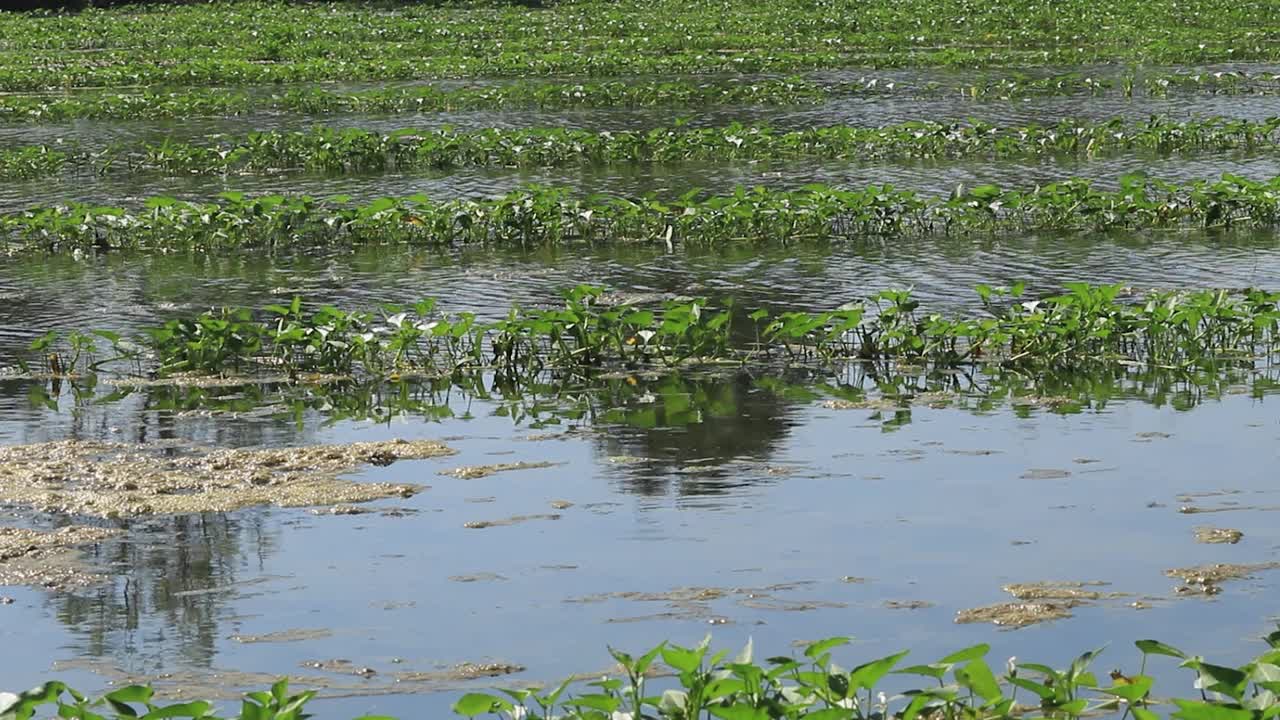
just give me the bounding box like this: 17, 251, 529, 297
0, 438, 454, 518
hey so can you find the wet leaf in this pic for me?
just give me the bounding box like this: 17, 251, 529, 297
452, 693, 502, 717
1172, 700, 1255, 720
1136, 640, 1187, 658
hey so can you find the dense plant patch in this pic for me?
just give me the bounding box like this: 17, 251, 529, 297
8, 177, 1280, 252
20, 283, 1280, 381
3, 0, 1280, 90
7, 634, 1280, 719
5, 117, 1279, 180
2, 71, 1278, 124
0, 79, 828, 123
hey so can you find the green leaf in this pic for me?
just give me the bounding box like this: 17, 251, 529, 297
1136, 640, 1187, 658
453, 693, 501, 717
1172, 700, 1256, 720
1055, 699, 1089, 714
940, 644, 990, 664
104, 699, 140, 718
1133, 708, 1161, 720
804, 637, 851, 660
849, 650, 909, 693
635, 643, 665, 676
1187, 661, 1250, 700
270, 679, 289, 705
1007, 677, 1054, 700
239, 700, 264, 720
704, 678, 746, 702
140, 702, 215, 719
564, 695, 619, 713
900, 694, 932, 720
1102, 676, 1154, 702
662, 645, 703, 674
895, 664, 947, 680
956, 659, 1002, 702
106, 687, 153, 706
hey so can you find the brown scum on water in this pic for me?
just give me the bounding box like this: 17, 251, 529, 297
955, 601, 1076, 628
0, 525, 117, 590
1194, 527, 1245, 544
55, 657, 525, 701
1166, 561, 1280, 595
956, 581, 1117, 628
0, 438, 455, 518
439, 461, 559, 479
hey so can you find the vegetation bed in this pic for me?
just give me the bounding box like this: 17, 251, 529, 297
20, 283, 1280, 380
6, 634, 1280, 719
3, 0, 1280, 90
5, 117, 1279, 180
9, 177, 1280, 252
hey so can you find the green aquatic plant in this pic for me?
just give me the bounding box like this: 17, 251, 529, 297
19, 284, 1280, 381
10, 177, 1280, 252
0, 678, 381, 720
0, 145, 66, 180
4, 71, 1280, 125
450, 631, 1280, 720
0, 79, 828, 124
2, 0, 1280, 90
11, 632, 1280, 719
7, 116, 1280, 180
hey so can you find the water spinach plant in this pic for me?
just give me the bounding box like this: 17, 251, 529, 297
9, 633, 1280, 719
4, 0, 1280, 91
20, 283, 1280, 381
3, 72, 1280, 125
10, 176, 1280, 252
0, 79, 828, 124
6, 116, 1280, 180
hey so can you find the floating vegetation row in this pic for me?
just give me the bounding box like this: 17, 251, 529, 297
7, 117, 1280, 180
3, 71, 1279, 124
6, 47, 1280, 92
10, 176, 1280, 252
9, 633, 1280, 719
22, 283, 1280, 382
926, 70, 1280, 100
2, 0, 1278, 89
0, 79, 828, 123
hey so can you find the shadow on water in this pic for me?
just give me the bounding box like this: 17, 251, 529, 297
4, 358, 1277, 486
53, 512, 280, 673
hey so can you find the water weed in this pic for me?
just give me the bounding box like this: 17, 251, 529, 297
0, 146, 67, 180
3, 0, 1280, 89
5, 72, 1280, 125
11, 177, 1280, 252
0, 79, 828, 124
18, 284, 1280, 381
10, 633, 1280, 719
7, 117, 1280, 180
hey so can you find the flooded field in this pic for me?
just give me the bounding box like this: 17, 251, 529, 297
1, 366, 1279, 717
3, 1, 1280, 718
